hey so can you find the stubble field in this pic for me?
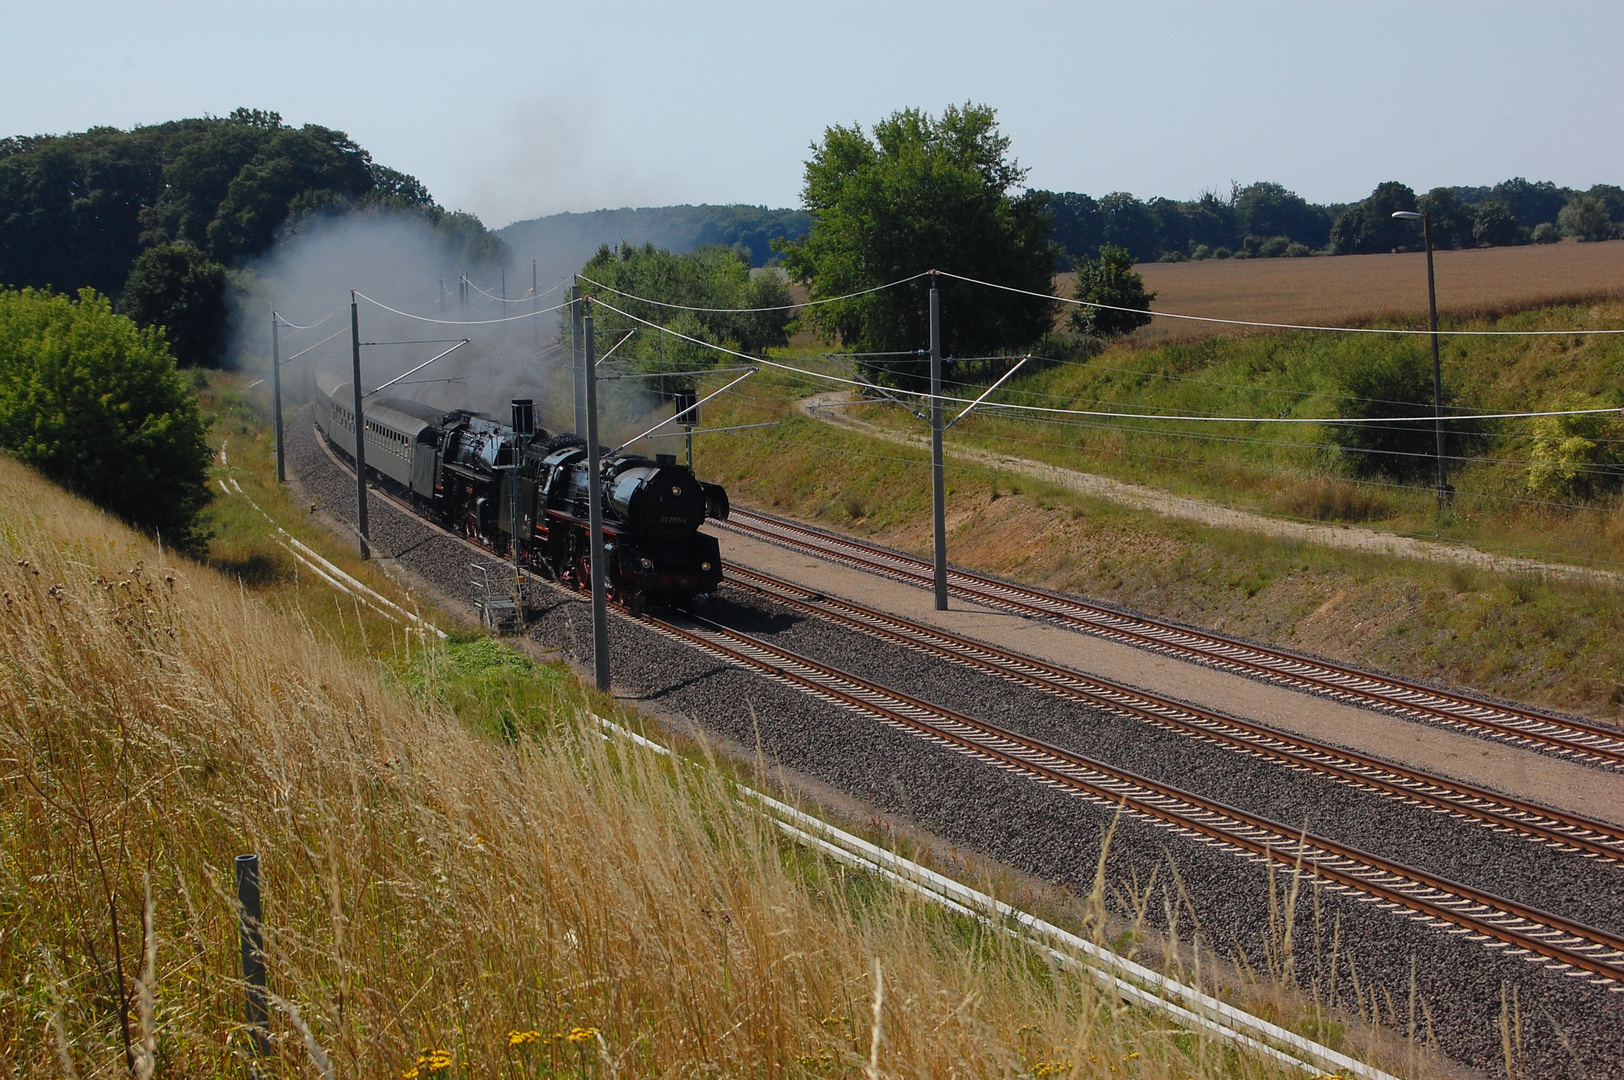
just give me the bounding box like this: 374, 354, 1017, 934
1066, 238, 1624, 342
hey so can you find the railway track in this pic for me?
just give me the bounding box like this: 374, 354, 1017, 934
722, 508, 1624, 771
725, 564, 1624, 864
312, 436, 1624, 992
646, 607, 1624, 989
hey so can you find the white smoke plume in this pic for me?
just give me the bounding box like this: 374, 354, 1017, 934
229, 212, 662, 444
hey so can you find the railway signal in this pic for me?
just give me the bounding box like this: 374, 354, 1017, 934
673, 387, 699, 468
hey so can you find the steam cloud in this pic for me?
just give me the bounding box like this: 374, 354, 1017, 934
230, 213, 663, 444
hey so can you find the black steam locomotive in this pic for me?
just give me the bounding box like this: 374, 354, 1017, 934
314, 378, 729, 610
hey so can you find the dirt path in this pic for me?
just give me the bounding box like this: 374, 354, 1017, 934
797, 393, 1619, 584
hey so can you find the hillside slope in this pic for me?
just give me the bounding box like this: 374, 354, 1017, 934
0, 450, 1315, 1080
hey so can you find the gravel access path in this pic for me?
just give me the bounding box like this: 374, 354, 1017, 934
798, 391, 1621, 585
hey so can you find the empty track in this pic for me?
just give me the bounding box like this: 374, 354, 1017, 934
722, 508, 1624, 770
724, 564, 1624, 864
647, 606, 1624, 989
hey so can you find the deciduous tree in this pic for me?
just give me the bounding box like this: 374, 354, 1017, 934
778, 103, 1056, 388
120, 243, 228, 367
0, 287, 211, 547
1068, 245, 1155, 338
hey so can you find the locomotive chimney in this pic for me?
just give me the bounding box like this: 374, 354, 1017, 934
510, 398, 535, 437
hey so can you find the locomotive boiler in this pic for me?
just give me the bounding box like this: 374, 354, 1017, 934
314, 378, 728, 610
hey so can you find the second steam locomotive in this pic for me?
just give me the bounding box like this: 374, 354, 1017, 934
315, 378, 729, 611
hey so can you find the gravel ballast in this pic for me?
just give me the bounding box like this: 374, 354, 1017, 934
287, 410, 1624, 1079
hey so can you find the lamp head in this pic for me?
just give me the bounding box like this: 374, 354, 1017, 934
1391, 211, 1423, 220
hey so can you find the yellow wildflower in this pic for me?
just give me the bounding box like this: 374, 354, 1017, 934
567, 1027, 601, 1044
508, 1030, 543, 1048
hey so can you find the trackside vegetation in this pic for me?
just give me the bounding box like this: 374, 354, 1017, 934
0, 286, 211, 548
0, 426, 1401, 1079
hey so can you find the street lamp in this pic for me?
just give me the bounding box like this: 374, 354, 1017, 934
1391, 210, 1451, 507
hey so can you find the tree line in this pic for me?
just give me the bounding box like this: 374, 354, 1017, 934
0, 108, 508, 366
1040, 176, 1624, 267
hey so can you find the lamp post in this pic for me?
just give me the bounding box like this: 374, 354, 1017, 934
1391, 210, 1451, 507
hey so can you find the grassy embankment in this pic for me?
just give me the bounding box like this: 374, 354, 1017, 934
1, 374, 1416, 1079
685, 299, 1624, 719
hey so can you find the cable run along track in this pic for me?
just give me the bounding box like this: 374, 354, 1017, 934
646, 607, 1624, 989
724, 564, 1624, 864
721, 508, 1624, 770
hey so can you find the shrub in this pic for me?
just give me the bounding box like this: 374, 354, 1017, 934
1068, 244, 1156, 338
1326, 344, 1476, 481
1527, 402, 1624, 500
1530, 222, 1561, 245
1281, 477, 1391, 522
0, 287, 211, 547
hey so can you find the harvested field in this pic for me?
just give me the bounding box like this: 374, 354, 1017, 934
795, 241, 1624, 349
1114, 239, 1624, 343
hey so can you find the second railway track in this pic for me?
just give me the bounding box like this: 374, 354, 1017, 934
722, 508, 1624, 771
647, 606, 1624, 989
724, 564, 1624, 864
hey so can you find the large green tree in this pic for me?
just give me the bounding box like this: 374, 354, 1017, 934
778, 104, 1056, 388
1328, 182, 1419, 254
0, 287, 211, 547
0, 109, 508, 311
579, 242, 793, 386
121, 243, 228, 367
206, 124, 376, 260
1558, 193, 1616, 242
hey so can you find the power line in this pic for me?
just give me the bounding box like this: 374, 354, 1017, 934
273, 304, 346, 332
935, 269, 1624, 337
577, 270, 929, 313
583, 297, 1624, 427
353, 291, 572, 326
464, 275, 560, 304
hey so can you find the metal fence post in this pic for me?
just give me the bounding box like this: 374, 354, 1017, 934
235, 854, 269, 1059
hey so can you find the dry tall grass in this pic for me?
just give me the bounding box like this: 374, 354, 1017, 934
0, 455, 1314, 1079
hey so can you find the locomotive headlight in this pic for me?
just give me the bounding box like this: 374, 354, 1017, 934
640, 556, 654, 570
671, 485, 683, 496
700, 561, 712, 571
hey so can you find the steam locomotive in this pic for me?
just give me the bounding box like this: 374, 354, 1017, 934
314, 378, 729, 610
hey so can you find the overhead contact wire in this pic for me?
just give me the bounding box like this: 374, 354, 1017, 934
577, 271, 930, 313
583, 297, 1624, 426
934, 269, 1624, 337
353, 291, 573, 325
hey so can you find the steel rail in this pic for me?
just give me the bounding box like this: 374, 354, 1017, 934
310, 434, 1624, 986
647, 609, 1624, 988
721, 508, 1624, 770
725, 564, 1624, 863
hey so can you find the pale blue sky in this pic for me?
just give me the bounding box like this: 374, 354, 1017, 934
3, 1, 1618, 228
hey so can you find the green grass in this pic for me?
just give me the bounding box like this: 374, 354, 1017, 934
685, 346, 1624, 719
860, 300, 1624, 571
